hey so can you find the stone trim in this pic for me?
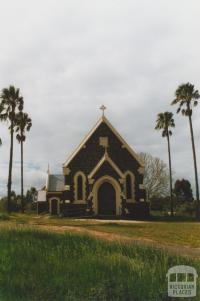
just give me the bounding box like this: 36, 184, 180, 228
63, 167, 71, 175
91, 175, 122, 215
119, 178, 125, 184
64, 185, 70, 191
88, 179, 95, 184
138, 166, 145, 174
88, 152, 124, 179
99, 136, 109, 148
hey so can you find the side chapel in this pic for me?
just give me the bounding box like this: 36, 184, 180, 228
37, 107, 149, 218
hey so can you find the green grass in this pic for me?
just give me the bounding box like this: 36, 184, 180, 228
0, 226, 199, 301
81, 222, 200, 247
3, 213, 200, 248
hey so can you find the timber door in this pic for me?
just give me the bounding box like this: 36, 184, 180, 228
98, 182, 116, 215
51, 199, 59, 215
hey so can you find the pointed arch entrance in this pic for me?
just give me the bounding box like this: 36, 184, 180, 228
92, 176, 122, 215
98, 182, 116, 215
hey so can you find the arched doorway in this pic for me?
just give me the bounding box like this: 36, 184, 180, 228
98, 182, 116, 215
51, 199, 59, 215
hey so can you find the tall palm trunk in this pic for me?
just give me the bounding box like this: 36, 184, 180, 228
7, 112, 14, 213
21, 137, 24, 213
188, 113, 200, 219
167, 130, 173, 216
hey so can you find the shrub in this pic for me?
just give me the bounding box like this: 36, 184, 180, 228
0, 213, 10, 221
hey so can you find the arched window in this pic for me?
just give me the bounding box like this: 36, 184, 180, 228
77, 175, 83, 200
74, 171, 86, 202
125, 171, 135, 201
126, 174, 132, 199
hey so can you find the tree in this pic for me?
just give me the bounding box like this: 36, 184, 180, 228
15, 112, 32, 213
155, 112, 175, 216
174, 179, 193, 202
0, 86, 23, 212
171, 82, 200, 219
25, 187, 38, 204
0, 191, 21, 212
139, 152, 170, 200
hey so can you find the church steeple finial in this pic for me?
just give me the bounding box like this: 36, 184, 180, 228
100, 105, 106, 117
47, 163, 50, 175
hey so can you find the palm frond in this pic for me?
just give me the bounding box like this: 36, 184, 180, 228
155, 111, 174, 138
15, 111, 32, 142
173, 83, 200, 117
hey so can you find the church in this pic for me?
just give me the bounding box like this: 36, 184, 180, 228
37, 107, 149, 218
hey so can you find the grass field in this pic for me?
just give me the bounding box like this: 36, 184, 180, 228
0, 226, 199, 301
2, 213, 200, 248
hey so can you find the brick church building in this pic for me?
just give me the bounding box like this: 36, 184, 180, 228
37, 109, 149, 218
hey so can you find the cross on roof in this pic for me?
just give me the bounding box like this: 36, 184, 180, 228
100, 105, 106, 116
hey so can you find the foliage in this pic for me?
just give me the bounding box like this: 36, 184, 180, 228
174, 179, 193, 201
171, 82, 200, 116
15, 111, 32, 212
0, 191, 21, 212
155, 112, 175, 137
0, 188, 37, 212
176, 202, 196, 216
150, 195, 195, 214
0, 86, 23, 122
0, 86, 24, 212
155, 111, 175, 216
171, 82, 200, 219
15, 111, 32, 143
139, 152, 169, 199
0, 228, 199, 301
26, 187, 38, 203
0, 212, 10, 221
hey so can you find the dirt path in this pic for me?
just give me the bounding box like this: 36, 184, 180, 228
30, 223, 200, 259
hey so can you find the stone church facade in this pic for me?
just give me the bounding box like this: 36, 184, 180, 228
38, 114, 149, 218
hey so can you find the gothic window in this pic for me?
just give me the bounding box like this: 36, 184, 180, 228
126, 174, 132, 199
125, 171, 135, 201
77, 175, 83, 200
74, 171, 86, 202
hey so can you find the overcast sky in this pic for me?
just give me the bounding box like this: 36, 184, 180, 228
0, 0, 200, 196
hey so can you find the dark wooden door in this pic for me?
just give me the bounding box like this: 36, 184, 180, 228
51, 199, 58, 215
98, 182, 116, 215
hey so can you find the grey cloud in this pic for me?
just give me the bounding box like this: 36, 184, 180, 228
0, 0, 200, 196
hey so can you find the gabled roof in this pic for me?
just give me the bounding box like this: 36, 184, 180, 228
63, 115, 144, 167
88, 152, 124, 179
47, 174, 64, 192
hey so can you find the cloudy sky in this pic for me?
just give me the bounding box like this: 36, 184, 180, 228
0, 0, 200, 196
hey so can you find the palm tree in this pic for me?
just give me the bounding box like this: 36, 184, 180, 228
0, 86, 23, 212
155, 112, 175, 216
171, 83, 200, 219
15, 112, 32, 213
